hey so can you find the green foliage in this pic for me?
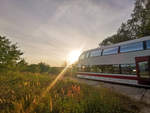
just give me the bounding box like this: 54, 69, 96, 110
16, 59, 28, 72
0, 71, 53, 113
22, 62, 63, 74
25, 64, 41, 73
38, 62, 50, 73
0, 36, 23, 71
65, 64, 78, 77
100, 0, 150, 46
48, 67, 63, 74
0, 72, 141, 113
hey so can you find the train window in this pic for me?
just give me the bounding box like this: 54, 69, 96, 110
121, 64, 136, 75
121, 64, 131, 74
90, 65, 99, 72
103, 47, 118, 55
79, 64, 136, 75
113, 64, 120, 74
138, 61, 149, 78
120, 42, 143, 53
88, 65, 120, 74
101, 65, 120, 74
85, 52, 90, 58
130, 64, 136, 75
79, 53, 85, 60
80, 65, 86, 72
146, 40, 150, 49
97, 65, 103, 73
103, 65, 114, 73
77, 67, 82, 72
90, 50, 101, 57
85, 66, 90, 72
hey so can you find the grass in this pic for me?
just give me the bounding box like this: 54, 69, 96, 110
0, 71, 141, 113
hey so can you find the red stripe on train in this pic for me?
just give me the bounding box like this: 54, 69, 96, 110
77, 73, 138, 80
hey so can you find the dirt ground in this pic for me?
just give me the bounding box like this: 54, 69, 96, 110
67, 77, 150, 113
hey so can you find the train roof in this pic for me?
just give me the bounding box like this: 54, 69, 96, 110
84, 36, 150, 53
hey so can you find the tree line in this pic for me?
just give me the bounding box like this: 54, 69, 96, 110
100, 0, 150, 46
0, 35, 63, 74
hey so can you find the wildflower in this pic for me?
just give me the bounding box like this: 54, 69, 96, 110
0, 98, 2, 104
33, 98, 37, 104
77, 86, 80, 95
67, 90, 72, 97
24, 82, 28, 86
25, 95, 28, 101
11, 90, 15, 94
49, 96, 53, 112
61, 88, 64, 95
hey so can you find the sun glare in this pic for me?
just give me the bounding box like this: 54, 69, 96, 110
67, 50, 81, 65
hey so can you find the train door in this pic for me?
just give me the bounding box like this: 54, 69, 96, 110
135, 56, 150, 85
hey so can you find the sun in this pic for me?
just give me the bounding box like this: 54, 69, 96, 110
67, 50, 81, 65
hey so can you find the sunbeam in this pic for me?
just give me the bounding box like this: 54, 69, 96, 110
25, 65, 70, 113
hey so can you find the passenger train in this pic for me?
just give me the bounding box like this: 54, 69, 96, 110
77, 36, 150, 87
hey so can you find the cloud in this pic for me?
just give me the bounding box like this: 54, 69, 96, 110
0, 0, 134, 66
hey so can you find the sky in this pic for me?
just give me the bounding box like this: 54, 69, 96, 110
0, 0, 135, 66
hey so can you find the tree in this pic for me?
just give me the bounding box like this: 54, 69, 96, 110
0, 36, 23, 70
38, 62, 50, 73
100, 0, 150, 46
16, 59, 28, 72
130, 0, 146, 37
100, 23, 133, 46
141, 0, 150, 36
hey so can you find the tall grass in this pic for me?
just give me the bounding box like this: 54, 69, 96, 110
0, 71, 140, 113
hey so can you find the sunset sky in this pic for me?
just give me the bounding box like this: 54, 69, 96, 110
0, 0, 134, 66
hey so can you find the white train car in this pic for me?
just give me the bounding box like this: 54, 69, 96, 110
77, 36, 150, 87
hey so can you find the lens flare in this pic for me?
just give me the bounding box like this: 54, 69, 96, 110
67, 50, 81, 64
25, 65, 69, 113
25, 50, 82, 113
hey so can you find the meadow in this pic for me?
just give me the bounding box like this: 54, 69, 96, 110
0, 71, 143, 113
